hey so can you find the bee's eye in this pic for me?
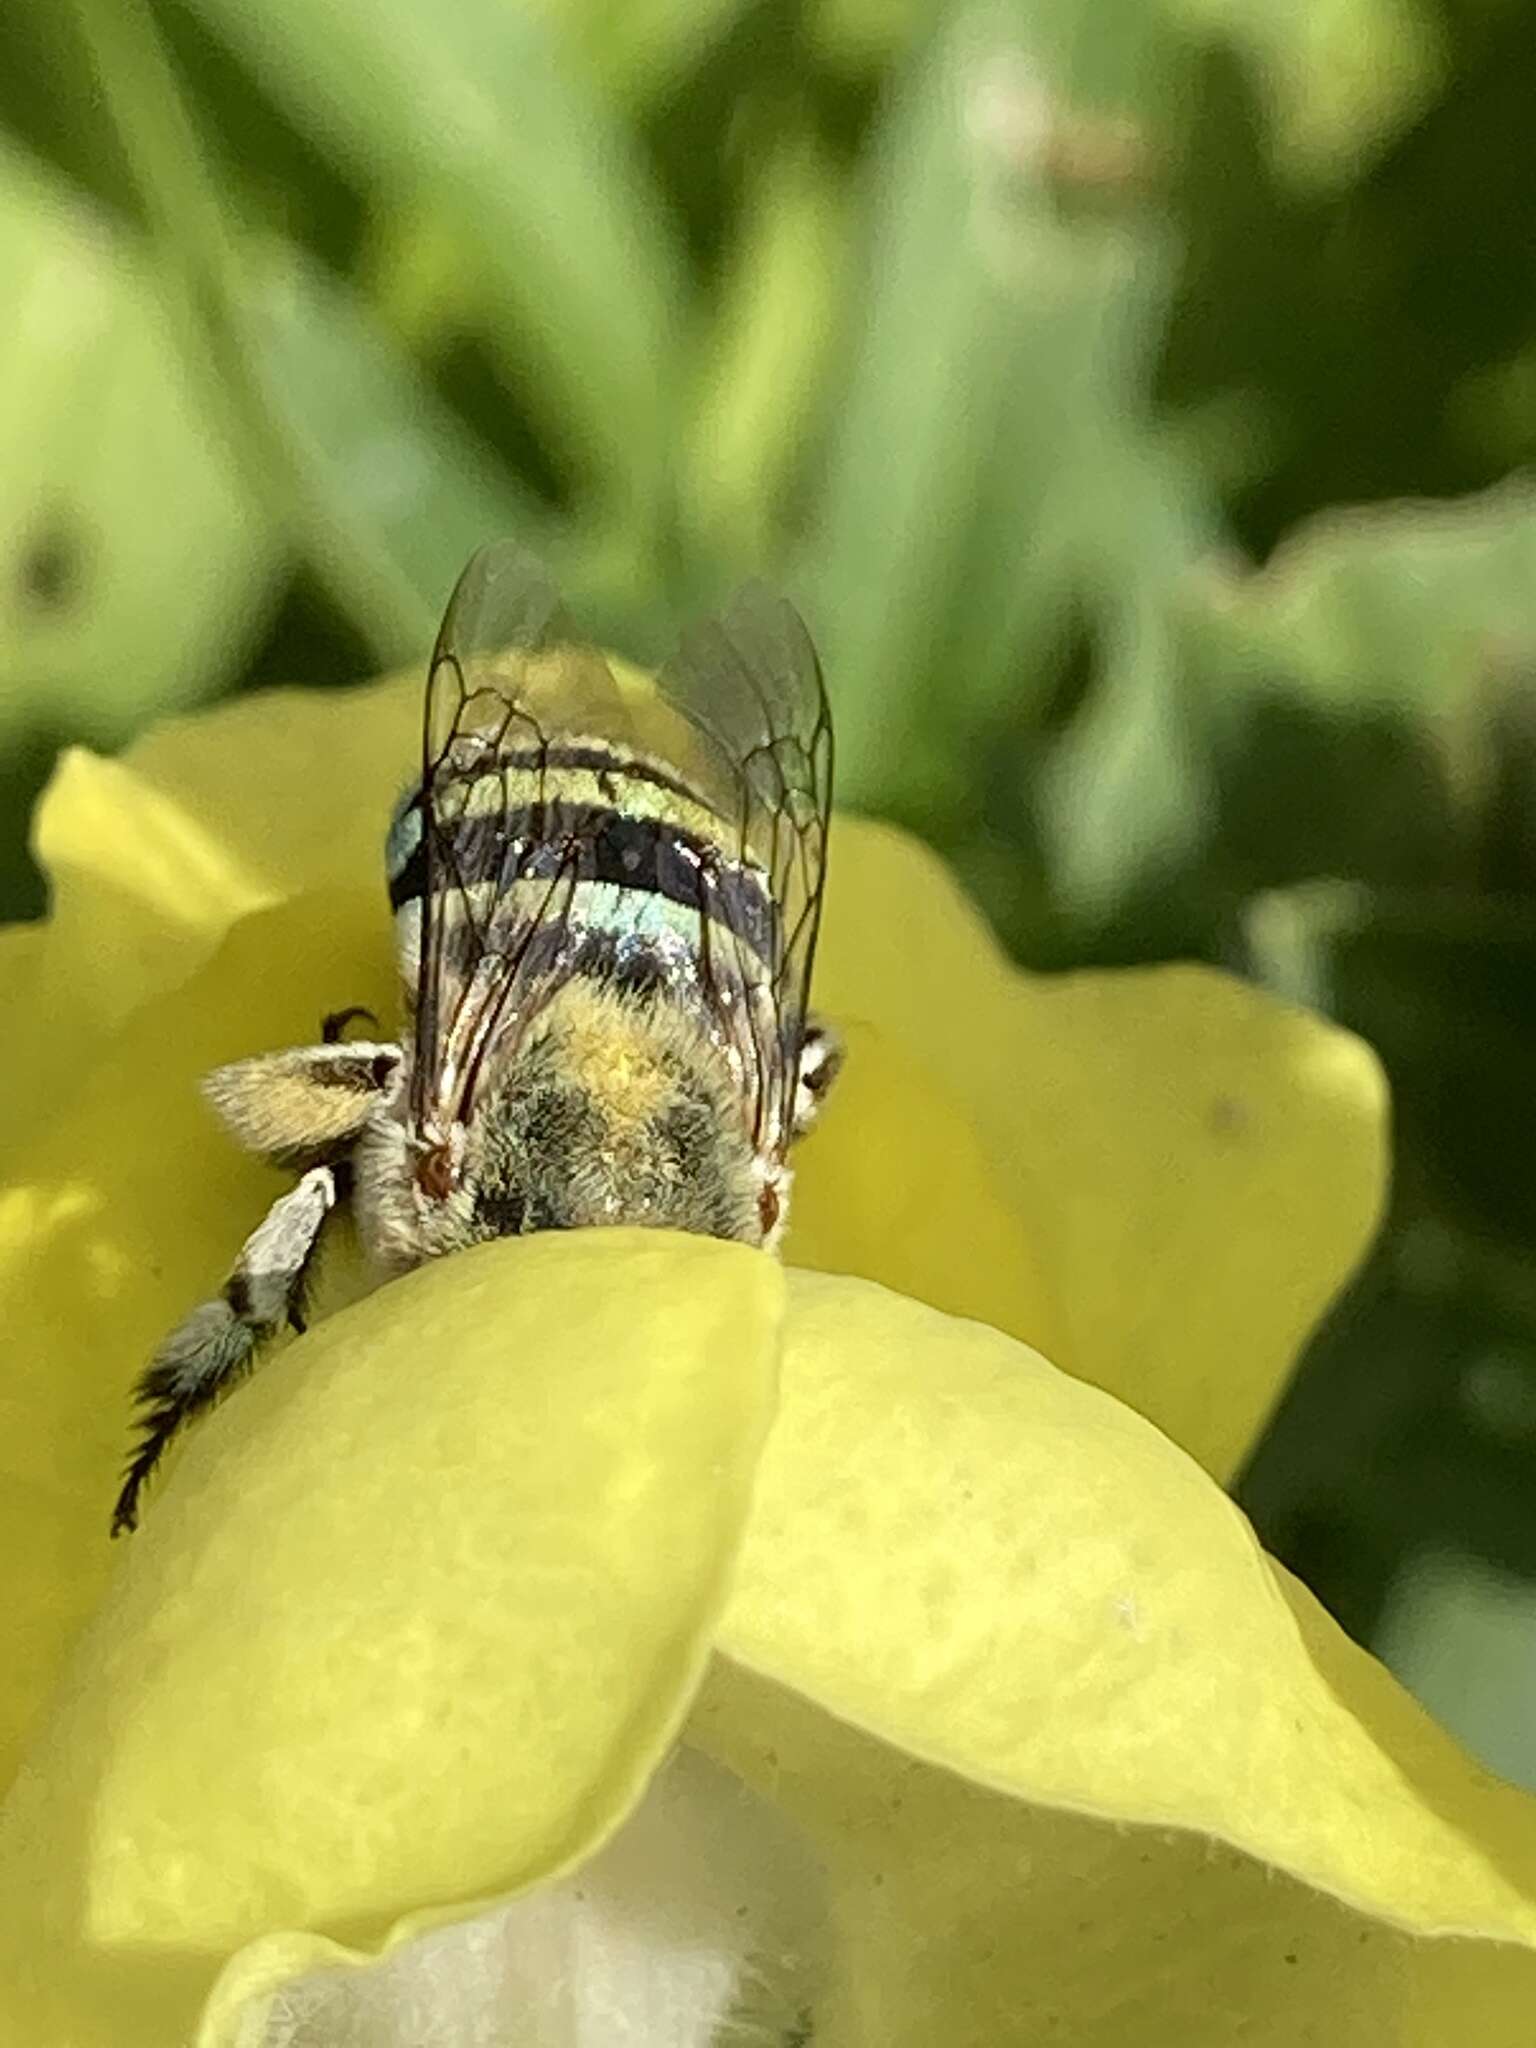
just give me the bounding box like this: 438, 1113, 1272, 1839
758, 1182, 780, 1238
416, 1145, 456, 1200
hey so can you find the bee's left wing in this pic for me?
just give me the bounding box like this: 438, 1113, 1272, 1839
408, 542, 638, 1138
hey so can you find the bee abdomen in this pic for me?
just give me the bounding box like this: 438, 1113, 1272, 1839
388, 778, 778, 966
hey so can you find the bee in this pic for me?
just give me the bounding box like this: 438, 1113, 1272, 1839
111, 543, 840, 1535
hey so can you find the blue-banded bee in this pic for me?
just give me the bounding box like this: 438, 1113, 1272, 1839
111, 544, 839, 1535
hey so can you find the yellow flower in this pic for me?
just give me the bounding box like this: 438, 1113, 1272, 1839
2, 673, 1534, 2045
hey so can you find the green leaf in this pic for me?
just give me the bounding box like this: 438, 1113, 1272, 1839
1376, 1545, 1536, 1796
1190, 481, 1536, 734
524, 0, 755, 106
682, 124, 846, 577
0, 137, 279, 743
54, 0, 556, 664
800, 1, 1207, 812
1041, 458, 1536, 935
1167, 0, 1446, 190
242, 245, 555, 658
1183, 482, 1536, 898
178, 0, 686, 525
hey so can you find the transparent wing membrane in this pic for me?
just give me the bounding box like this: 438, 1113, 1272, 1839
409, 541, 832, 1157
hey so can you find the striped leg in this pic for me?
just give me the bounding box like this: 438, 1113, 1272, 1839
111, 1165, 337, 1536
792, 1016, 843, 1138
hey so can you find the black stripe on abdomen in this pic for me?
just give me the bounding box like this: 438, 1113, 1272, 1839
490, 742, 711, 812
390, 800, 777, 964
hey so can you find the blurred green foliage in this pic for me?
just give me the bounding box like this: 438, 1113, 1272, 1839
4, 0, 1536, 1780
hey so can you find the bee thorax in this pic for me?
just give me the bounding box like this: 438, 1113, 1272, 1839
355, 980, 779, 1265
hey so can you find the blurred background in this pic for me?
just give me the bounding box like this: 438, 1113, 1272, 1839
4, 0, 1536, 1784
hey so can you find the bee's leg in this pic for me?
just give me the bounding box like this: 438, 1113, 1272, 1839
321, 1005, 378, 1043
111, 1165, 338, 1537
204, 1041, 401, 1169
792, 1016, 843, 1138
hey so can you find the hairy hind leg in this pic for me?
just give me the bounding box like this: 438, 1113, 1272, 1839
111, 1165, 338, 1536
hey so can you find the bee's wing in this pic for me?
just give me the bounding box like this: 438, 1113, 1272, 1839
412, 542, 634, 1132
424, 540, 638, 763
654, 583, 834, 1154
412, 544, 833, 1161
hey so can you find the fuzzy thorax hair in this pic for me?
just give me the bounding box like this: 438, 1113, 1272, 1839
400, 979, 775, 1257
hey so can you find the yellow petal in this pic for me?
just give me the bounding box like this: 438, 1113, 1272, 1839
33, 748, 275, 1007
0, 1229, 780, 2047
805, 820, 1388, 1477
37, 677, 1385, 1476
718, 1271, 1536, 1945
785, 1026, 1067, 1361
0, 916, 44, 998
114, 676, 419, 909
695, 1666, 1536, 2047
17, 752, 276, 1138
14, 679, 418, 1141
0, 890, 394, 1790
0, 919, 45, 1131
199, 1746, 827, 2047
995, 960, 1388, 1479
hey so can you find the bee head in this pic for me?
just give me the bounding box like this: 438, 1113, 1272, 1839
423, 981, 779, 1253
